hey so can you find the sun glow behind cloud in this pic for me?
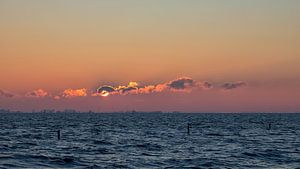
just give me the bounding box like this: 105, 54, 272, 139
94, 77, 211, 97
99, 90, 110, 97
0, 77, 248, 100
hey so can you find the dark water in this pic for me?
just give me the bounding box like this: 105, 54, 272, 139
0, 113, 300, 168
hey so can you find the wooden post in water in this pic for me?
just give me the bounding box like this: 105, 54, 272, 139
267, 123, 271, 130
187, 123, 190, 135
57, 130, 61, 140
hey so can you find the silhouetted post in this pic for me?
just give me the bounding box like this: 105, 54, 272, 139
187, 123, 190, 135
57, 130, 61, 140
267, 123, 271, 130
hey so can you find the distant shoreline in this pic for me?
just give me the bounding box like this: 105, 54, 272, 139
0, 109, 299, 114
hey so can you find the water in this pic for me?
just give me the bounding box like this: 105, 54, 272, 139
0, 112, 300, 168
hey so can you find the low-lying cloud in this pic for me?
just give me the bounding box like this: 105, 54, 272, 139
167, 77, 212, 91
62, 88, 87, 98
167, 77, 196, 90
26, 89, 48, 98
221, 82, 247, 90
0, 89, 14, 98
0, 77, 247, 99
95, 77, 213, 96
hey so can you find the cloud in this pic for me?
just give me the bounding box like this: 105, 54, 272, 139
138, 85, 157, 94
167, 77, 196, 90
95, 77, 213, 96
154, 84, 167, 92
93, 86, 116, 96
115, 82, 139, 95
53, 96, 61, 100
0, 89, 14, 98
97, 86, 115, 93
202, 81, 213, 89
166, 77, 209, 92
26, 89, 48, 98
221, 82, 247, 90
95, 82, 157, 96
94, 82, 139, 96
1, 78, 247, 100
62, 88, 87, 98
120, 86, 138, 94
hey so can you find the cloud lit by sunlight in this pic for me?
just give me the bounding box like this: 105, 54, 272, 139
1, 77, 247, 99
94, 77, 214, 97
62, 88, 87, 98
26, 89, 48, 98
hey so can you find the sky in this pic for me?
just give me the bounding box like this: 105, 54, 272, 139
0, 0, 299, 112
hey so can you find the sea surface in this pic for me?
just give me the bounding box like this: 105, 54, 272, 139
0, 112, 300, 169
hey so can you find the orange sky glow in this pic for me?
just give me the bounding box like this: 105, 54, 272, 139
0, 0, 299, 112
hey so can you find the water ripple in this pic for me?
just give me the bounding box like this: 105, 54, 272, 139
0, 112, 300, 168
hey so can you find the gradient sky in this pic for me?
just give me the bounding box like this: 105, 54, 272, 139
0, 0, 299, 112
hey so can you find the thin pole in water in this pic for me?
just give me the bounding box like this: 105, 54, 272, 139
267, 123, 271, 130
57, 130, 61, 140
187, 123, 190, 135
